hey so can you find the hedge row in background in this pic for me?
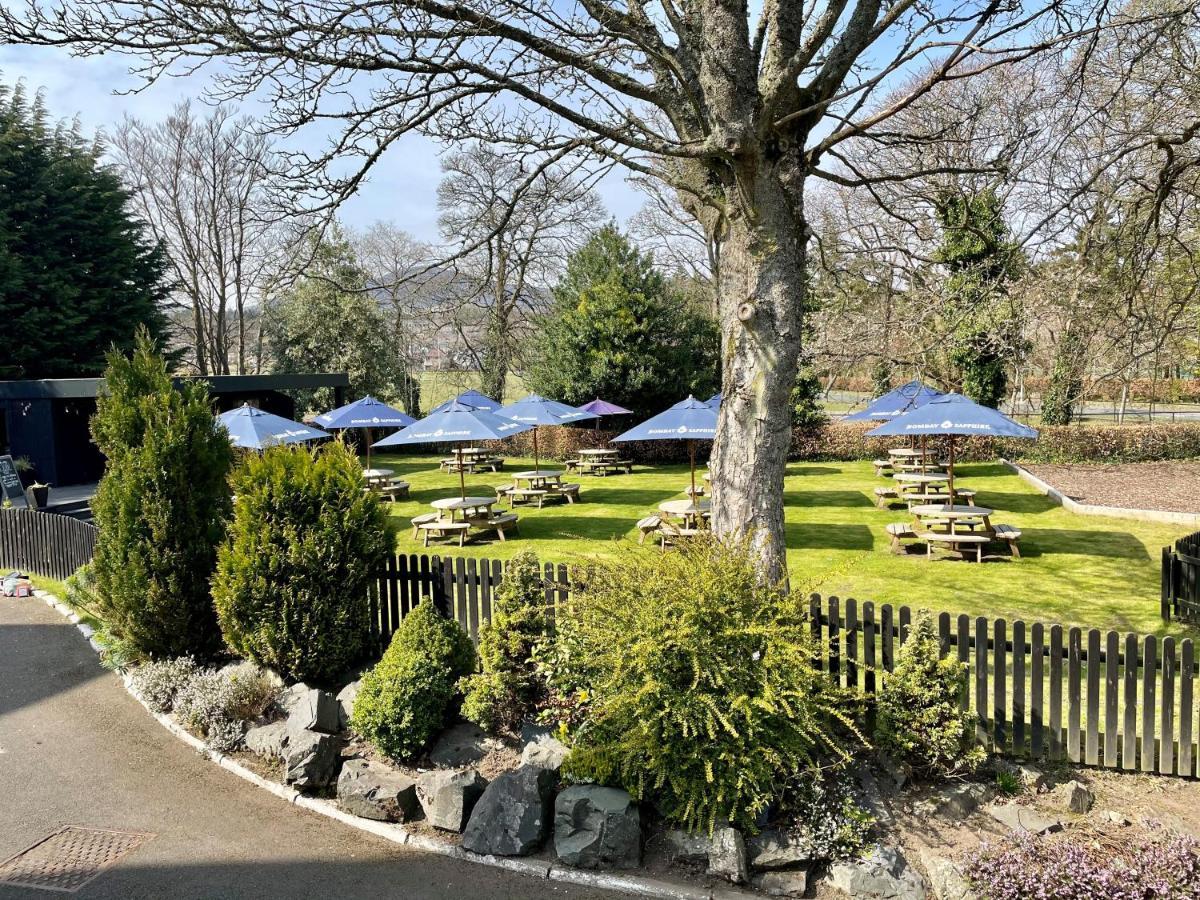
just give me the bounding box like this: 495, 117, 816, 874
825, 375, 1200, 404
445, 421, 1200, 466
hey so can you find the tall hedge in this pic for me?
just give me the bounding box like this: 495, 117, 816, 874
90, 332, 234, 659
212, 441, 393, 683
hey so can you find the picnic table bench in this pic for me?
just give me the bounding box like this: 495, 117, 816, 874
467, 512, 519, 541
919, 531, 989, 562
419, 520, 471, 547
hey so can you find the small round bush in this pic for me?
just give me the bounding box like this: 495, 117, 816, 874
352, 601, 477, 761
460, 550, 550, 733
213, 441, 393, 683
559, 535, 862, 833
875, 609, 984, 779
130, 656, 201, 712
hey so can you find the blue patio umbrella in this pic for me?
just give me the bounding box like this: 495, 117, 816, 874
706, 392, 723, 408
843, 380, 942, 421
429, 389, 501, 414
314, 395, 415, 470
496, 394, 590, 472
866, 393, 1037, 505
373, 401, 532, 498
613, 395, 719, 497
218, 404, 331, 450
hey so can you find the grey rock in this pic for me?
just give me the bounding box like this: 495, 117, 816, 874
936, 782, 991, 820
521, 733, 569, 771
985, 802, 1063, 835
416, 768, 487, 832
281, 729, 342, 789
664, 828, 711, 866
1018, 765, 1047, 792
747, 829, 817, 871
708, 825, 749, 885
754, 870, 809, 898
276, 682, 311, 714
429, 721, 491, 768
462, 765, 557, 857
336, 679, 361, 731
286, 687, 340, 734
856, 764, 896, 828
827, 845, 928, 900
337, 758, 419, 822
553, 785, 641, 869
1100, 809, 1130, 826
918, 848, 977, 900
877, 751, 913, 789
244, 720, 288, 759
1062, 780, 1094, 814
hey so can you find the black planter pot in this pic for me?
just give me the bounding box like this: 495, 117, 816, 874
29, 484, 49, 508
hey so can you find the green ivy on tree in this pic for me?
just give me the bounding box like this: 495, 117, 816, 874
89, 331, 234, 659
0, 84, 171, 378
934, 191, 1025, 408
525, 225, 719, 419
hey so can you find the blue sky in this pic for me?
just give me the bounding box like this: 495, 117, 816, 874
0, 45, 644, 242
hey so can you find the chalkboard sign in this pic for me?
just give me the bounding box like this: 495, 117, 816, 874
0, 455, 28, 508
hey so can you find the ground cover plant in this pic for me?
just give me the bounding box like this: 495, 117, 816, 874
372, 452, 1187, 635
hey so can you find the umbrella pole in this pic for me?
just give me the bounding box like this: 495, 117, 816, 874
689, 440, 697, 499
458, 446, 466, 500
948, 437, 956, 508
533, 427, 540, 472
366, 427, 372, 471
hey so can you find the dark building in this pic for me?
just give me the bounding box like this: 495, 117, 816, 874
0, 373, 349, 487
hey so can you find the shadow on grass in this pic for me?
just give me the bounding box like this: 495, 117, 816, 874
1019, 528, 1152, 561
785, 465, 842, 476
783, 489, 874, 508
965, 491, 1061, 515
785, 522, 875, 550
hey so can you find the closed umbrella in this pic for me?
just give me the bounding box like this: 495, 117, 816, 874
372, 401, 532, 499
218, 404, 331, 450
612, 395, 718, 499
866, 393, 1037, 505
496, 394, 590, 472
315, 395, 415, 470
430, 389, 501, 414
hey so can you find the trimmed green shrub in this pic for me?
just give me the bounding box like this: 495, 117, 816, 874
460, 550, 550, 733
212, 441, 393, 684
352, 601, 477, 761
560, 536, 863, 833
90, 332, 234, 660
875, 609, 985, 779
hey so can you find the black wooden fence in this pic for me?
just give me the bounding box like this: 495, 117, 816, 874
1163, 531, 1200, 623
0, 508, 98, 581
372, 552, 1200, 778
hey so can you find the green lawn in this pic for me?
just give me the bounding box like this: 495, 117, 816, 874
373, 452, 1192, 636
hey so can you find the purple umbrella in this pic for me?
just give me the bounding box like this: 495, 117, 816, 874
577, 397, 633, 417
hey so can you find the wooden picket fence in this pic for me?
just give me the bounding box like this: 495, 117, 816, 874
371, 552, 1200, 779
1162, 530, 1200, 624
0, 507, 98, 581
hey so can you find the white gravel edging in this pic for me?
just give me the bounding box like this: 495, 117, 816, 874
1001, 459, 1200, 527
32, 589, 722, 900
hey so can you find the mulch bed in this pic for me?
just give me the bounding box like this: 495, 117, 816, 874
1023, 461, 1200, 514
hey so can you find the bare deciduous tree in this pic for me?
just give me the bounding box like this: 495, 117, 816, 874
4, 0, 1185, 575
112, 102, 296, 375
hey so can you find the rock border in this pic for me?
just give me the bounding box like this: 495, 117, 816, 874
33, 590, 748, 900
1001, 458, 1200, 527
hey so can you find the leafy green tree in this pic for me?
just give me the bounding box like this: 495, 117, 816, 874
0, 84, 170, 378
265, 226, 414, 413
89, 331, 234, 659
790, 358, 827, 430
525, 226, 718, 419
213, 441, 393, 683
935, 191, 1025, 408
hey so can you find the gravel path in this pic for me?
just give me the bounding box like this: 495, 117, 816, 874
1023, 461, 1200, 514
0, 596, 617, 900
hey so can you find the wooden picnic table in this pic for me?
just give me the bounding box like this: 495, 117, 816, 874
578, 448, 619, 458
431, 496, 497, 522
362, 467, 395, 483
893, 472, 949, 486
887, 448, 931, 459
459, 447, 490, 458
658, 498, 711, 529
512, 469, 563, 489
910, 504, 994, 535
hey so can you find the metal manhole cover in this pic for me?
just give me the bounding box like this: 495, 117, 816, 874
0, 826, 153, 893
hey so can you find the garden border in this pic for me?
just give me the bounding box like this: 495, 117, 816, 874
30, 588, 740, 900
1000, 459, 1200, 528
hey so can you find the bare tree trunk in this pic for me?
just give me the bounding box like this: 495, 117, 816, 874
710, 174, 806, 584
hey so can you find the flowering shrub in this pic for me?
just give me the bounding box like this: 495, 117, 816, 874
777, 771, 874, 862
559, 536, 863, 833
875, 610, 985, 779
172, 662, 279, 752
130, 656, 201, 713
966, 831, 1200, 899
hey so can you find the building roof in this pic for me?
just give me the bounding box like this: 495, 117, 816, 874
0, 373, 350, 401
